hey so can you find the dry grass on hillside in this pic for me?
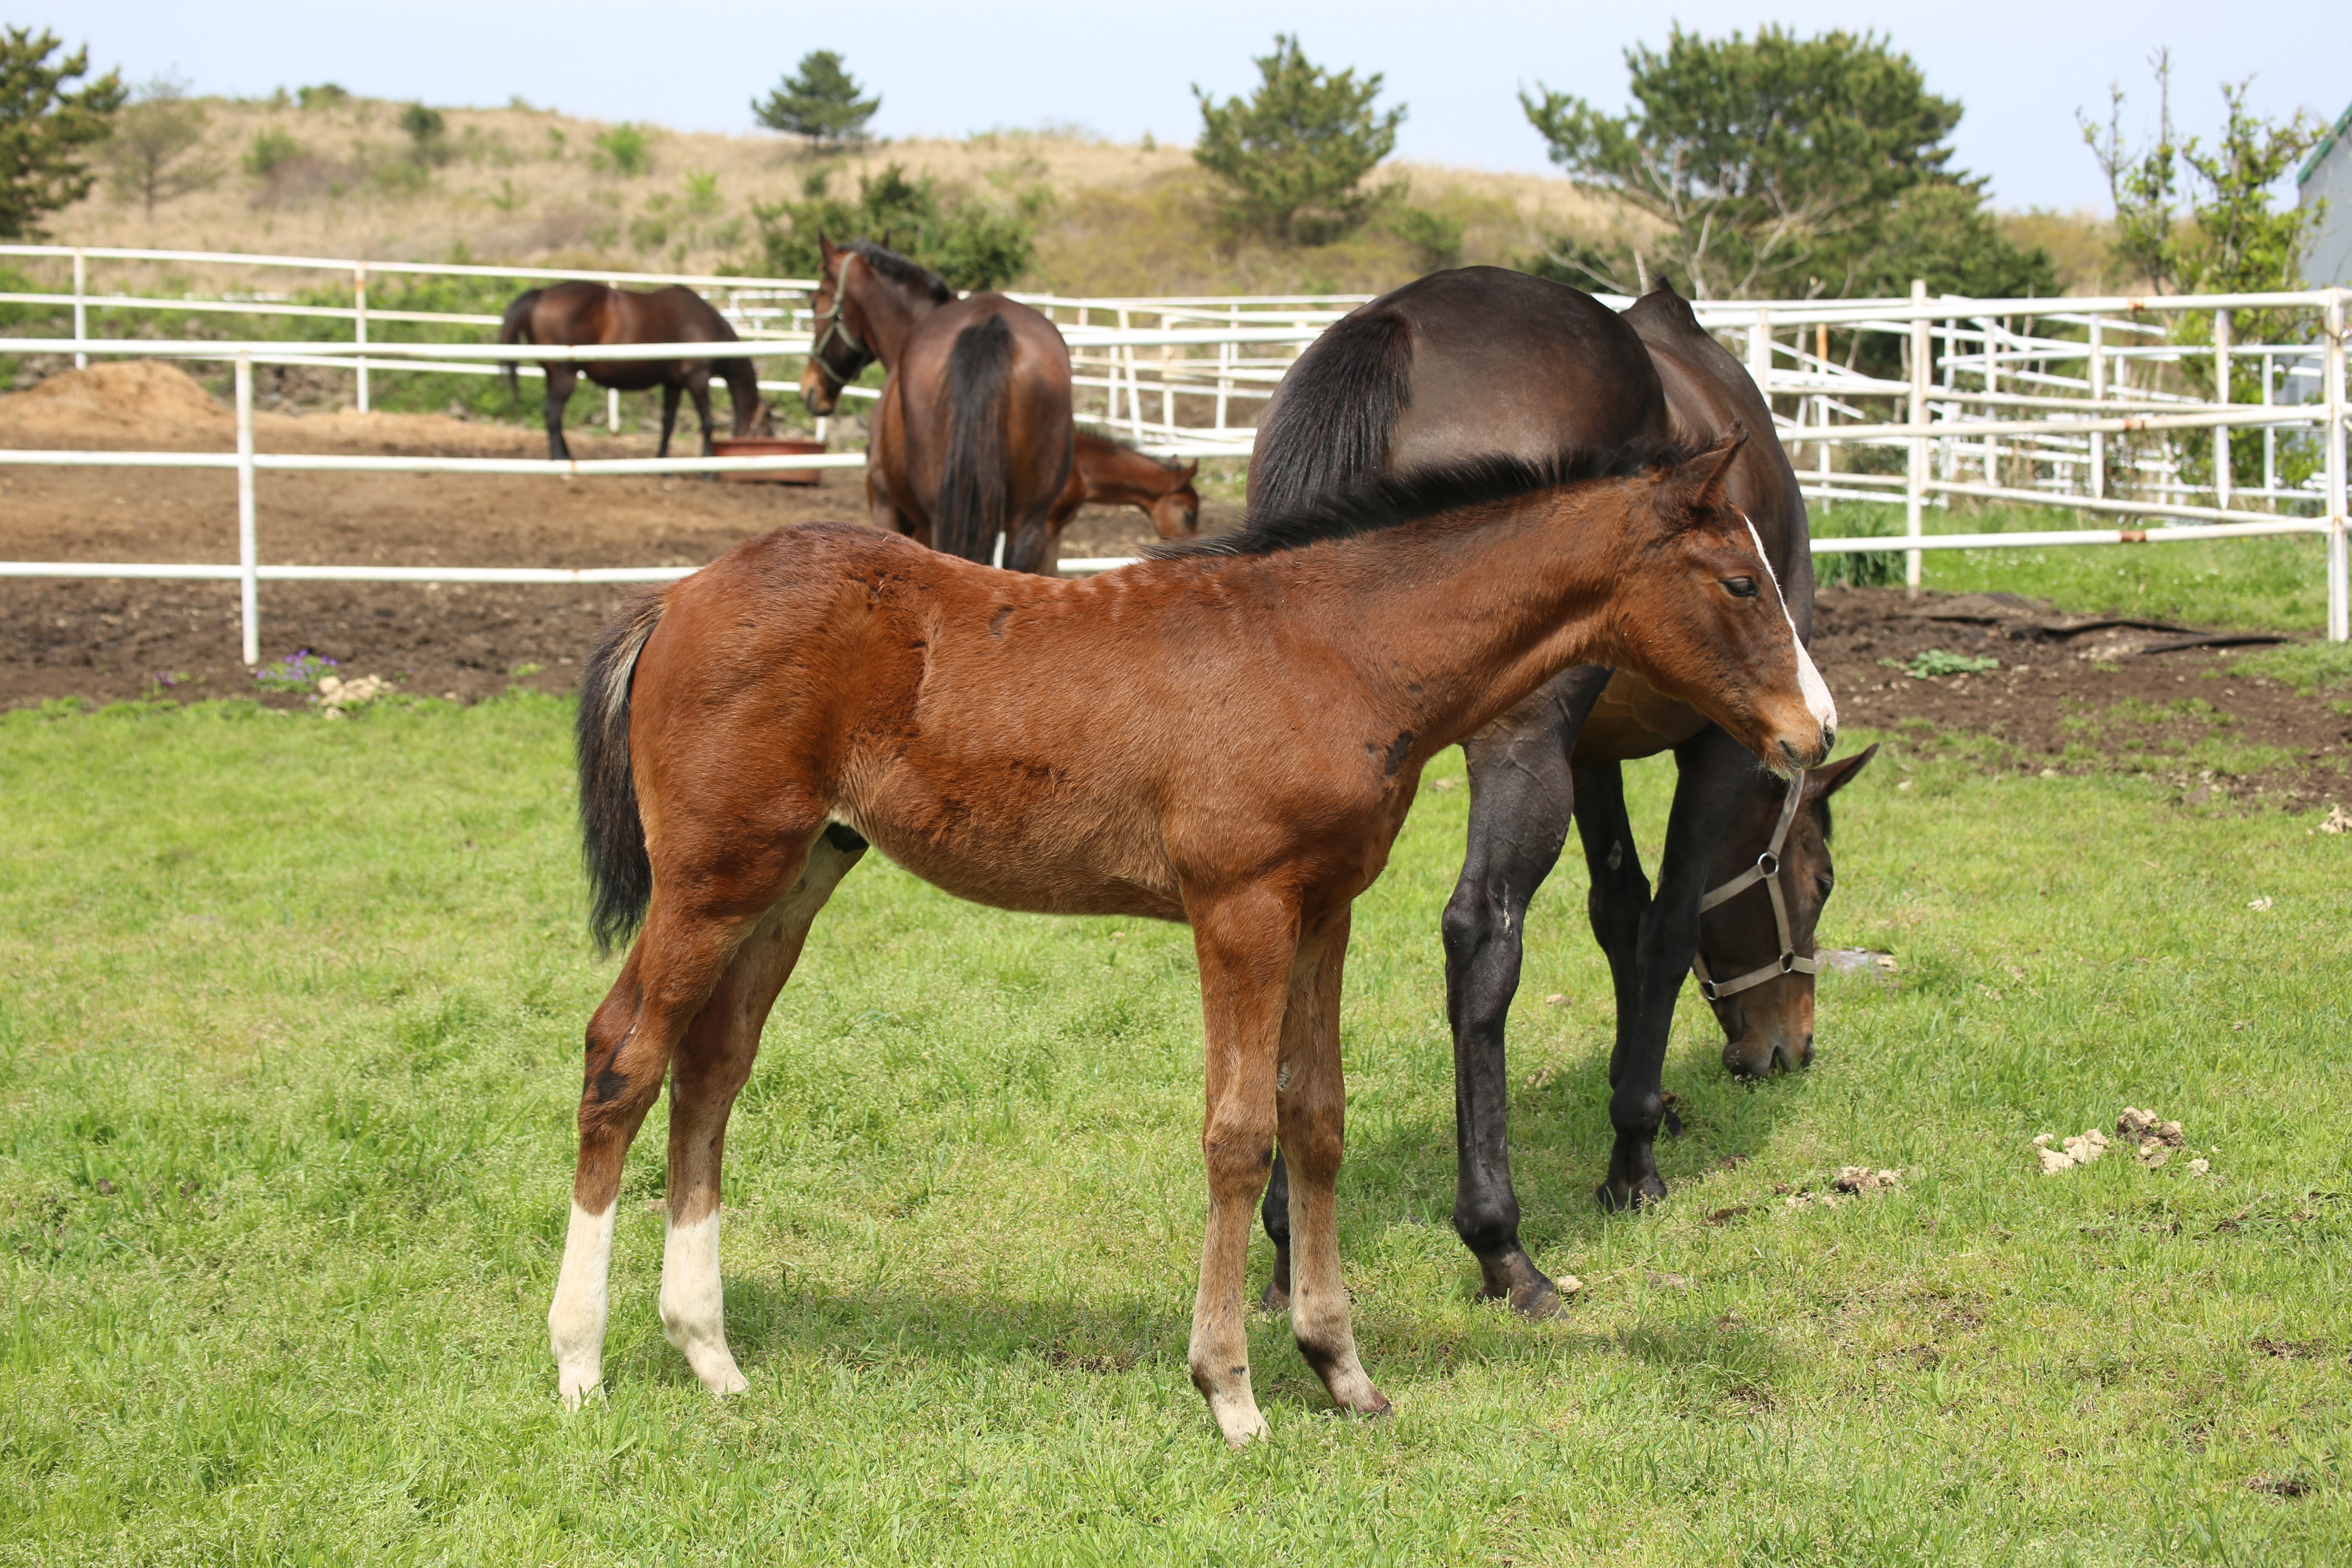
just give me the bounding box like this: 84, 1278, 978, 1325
33, 97, 1620, 299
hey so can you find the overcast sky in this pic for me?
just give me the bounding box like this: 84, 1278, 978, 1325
49, 0, 2349, 212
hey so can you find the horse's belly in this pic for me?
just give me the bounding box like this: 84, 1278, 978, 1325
1571, 669, 1708, 763
844, 791, 1187, 923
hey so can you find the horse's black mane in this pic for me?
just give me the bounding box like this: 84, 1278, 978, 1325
1153, 438, 1690, 560
849, 240, 953, 303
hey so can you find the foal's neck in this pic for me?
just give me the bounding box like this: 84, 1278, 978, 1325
1299, 488, 1642, 748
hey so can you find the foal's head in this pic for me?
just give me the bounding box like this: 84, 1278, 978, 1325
1147, 459, 1202, 539
1698, 746, 1878, 1077
1612, 430, 1837, 775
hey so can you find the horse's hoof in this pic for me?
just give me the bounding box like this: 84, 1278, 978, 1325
1257, 1279, 1291, 1314
1595, 1174, 1669, 1212
1477, 1250, 1562, 1320
1661, 1104, 1685, 1139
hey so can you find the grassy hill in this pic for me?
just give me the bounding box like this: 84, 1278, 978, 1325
34, 95, 1621, 299
33, 93, 2119, 301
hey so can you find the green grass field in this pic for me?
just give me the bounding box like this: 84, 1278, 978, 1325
2, 690, 2347, 1565
1811, 503, 2339, 635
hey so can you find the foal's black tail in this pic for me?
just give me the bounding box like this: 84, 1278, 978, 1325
497, 289, 543, 409
576, 591, 666, 956
938, 312, 1014, 564
1244, 304, 1415, 519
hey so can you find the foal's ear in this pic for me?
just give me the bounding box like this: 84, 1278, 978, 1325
1178, 459, 1200, 485
1684, 422, 1748, 512
817, 230, 836, 261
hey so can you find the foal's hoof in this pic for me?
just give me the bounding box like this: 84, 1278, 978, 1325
1595, 1173, 1669, 1212
1477, 1250, 1564, 1321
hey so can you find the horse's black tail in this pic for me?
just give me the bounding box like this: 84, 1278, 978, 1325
1245, 305, 1415, 519
937, 312, 1014, 564
576, 591, 666, 957
498, 289, 542, 409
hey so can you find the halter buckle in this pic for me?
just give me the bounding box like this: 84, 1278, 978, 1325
1755, 851, 1779, 878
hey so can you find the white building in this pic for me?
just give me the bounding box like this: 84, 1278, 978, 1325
2302, 102, 2352, 286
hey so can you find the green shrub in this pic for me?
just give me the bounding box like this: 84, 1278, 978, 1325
243, 127, 302, 178
592, 122, 651, 177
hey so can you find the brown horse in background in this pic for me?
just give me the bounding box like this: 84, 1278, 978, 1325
798, 238, 1074, 572
550, 435, 1836, 1445
1047, 431, 1201, 549
499, 282, 772, 461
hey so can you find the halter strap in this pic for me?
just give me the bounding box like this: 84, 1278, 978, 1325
808, 254, 868, 375
1691, 771, 1819, 1001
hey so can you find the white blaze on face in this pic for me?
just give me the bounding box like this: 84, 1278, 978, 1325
1742, 514, 1839, 737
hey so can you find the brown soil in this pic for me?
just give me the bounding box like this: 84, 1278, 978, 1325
1813, 588, 2350, 807
4, 365, 2345, 809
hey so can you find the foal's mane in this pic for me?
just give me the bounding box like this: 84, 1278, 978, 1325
847, 239, 954, 303
1156, 438, 1690, 559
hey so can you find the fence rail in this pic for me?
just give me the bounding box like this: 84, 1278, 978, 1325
2, 246, 2345, 656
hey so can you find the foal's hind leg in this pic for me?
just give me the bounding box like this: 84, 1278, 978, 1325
549, 828, 845, 1405
659, 824, 866, 1394
543, 365, 578, 461
1278, 909, 1388, 1419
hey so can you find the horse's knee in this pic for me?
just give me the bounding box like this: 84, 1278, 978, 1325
1202, 1110, 1277, 1200
1440, 882, 1500, 966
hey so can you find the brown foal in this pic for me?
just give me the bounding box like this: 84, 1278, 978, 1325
1047, 430, 1202, 546
549, 433, 1836, 1445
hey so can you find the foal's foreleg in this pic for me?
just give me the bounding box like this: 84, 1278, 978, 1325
659, 825, 866, 1395
1187, 889, 1299, 1447
1277, 909, 1388, 1419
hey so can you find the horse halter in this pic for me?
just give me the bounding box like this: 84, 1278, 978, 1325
1690, 771, 1817, 1001
806, 255, 870, 391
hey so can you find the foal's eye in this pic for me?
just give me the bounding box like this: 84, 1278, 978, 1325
1720, 576, 1758, 598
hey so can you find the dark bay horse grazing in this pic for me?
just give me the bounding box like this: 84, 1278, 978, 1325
498, 281, 772, 461
798, 237, 1075, 572
1048, 430, 1202, 545
550, 436, 1835, 1445
1248, 267, 1869, 1319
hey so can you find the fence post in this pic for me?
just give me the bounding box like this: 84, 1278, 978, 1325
2326, 290, 2347, 644
2214, 309, 2231, 510
71, 249, 87, 370
353, 265, 370, 414
2087, 314, 2105, 501
236, 353, 259, 667
1747, 304, 1772, 402
1906, 279, 1928, 597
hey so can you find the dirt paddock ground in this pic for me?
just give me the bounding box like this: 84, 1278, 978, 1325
4, 365, 2346, 808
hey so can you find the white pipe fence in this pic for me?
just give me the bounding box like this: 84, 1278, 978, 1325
1, 245, 2345, 656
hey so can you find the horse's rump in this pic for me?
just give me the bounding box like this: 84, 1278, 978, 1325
1245, 305, 1415, 519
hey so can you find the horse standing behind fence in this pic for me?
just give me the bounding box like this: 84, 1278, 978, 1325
499, 282, 773, 461
549, 432, 1836, 1446
1047, 430, 1201, 547
1245, 267, 1868, 1321
798, 237, 1074, 572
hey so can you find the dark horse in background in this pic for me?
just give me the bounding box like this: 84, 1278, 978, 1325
499, 282, 773, 461
798, 237, 1075, 573
1250, 267, 1873, 1317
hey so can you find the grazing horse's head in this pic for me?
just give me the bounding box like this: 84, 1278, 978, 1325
1697, 747, 1878, 1077
1148, 459, 1202, 539
1617, 428, 1837, 775
800, 235, 878, 417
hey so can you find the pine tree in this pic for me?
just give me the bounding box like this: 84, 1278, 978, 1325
752, 51, 879, 154
1192, 35, 1403, 246
0, 27, 126, 240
